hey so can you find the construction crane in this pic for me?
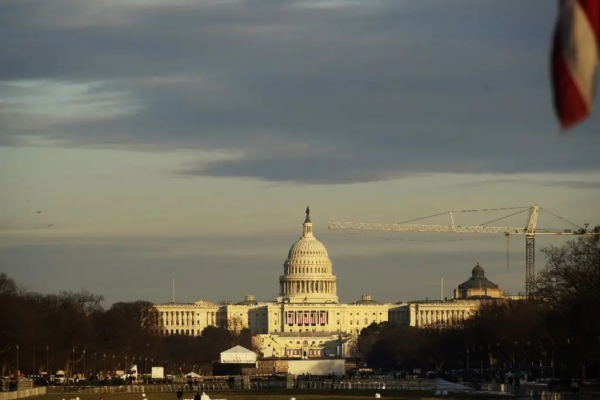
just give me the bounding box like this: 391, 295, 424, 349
327, 205, 598, 299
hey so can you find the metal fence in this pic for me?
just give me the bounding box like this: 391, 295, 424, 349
46, 380, 463, 394
477, 382, 600, 400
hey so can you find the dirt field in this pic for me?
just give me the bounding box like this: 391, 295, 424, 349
41, 389, 506, 400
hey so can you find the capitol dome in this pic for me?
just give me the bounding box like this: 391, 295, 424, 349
278, 207, 339, 304
286, 235, 330, 262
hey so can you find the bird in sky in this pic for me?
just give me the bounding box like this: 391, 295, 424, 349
48, 224, 53, 228
37, 211, 41, 214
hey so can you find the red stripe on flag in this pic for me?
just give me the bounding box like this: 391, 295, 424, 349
551, 31, 591, 129
551, 0, 600, 130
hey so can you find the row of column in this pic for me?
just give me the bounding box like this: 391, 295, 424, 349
280, 280, 336, 295
417, 309, 468, 326
164, 328, 197, 336
288, 266, 329, 274
160, 311, 216, 326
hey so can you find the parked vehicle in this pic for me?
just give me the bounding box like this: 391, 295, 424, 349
151, 367, 165, 383
52, 371, 66, 385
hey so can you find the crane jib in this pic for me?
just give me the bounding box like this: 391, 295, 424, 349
327, 204, 598, 300
327, 224, 586, 235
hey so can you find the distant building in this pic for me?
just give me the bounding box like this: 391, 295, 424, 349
505, 294, 527, 300
453, 261, 504, 299
154, 208, 509, 357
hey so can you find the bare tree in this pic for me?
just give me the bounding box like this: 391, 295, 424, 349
0, 273, 18, 295
227, 315, 247, 346
536, 233, 600, 310
58, 289, 105, 315
536, 232, 600, 378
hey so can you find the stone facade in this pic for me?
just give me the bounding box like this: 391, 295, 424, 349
154, 208, 507, 358
389, 300, 480, 327
158, 300, 219, 336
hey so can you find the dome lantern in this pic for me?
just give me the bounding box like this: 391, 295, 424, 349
472, 261, 485, 278
303, 206, 314, 238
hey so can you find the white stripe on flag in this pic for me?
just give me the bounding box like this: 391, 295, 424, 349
552, 0, 599, 129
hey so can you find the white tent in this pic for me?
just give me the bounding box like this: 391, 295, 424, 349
185, 372, 201, 378
219, 345, 257, 364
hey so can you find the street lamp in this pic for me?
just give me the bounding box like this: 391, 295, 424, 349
94, 352, 96, 375
496, 342, 500, 367
46, 345, 49, 374
566, 339, 570, 375
466, 349, 470, 376
83, 350, 86, 377
145, 357, 148, 375
33, 346, 36, 375
72, 347, 75, 378
551, 340, 555, 379
16, 344, 19, 377
103, 354, 106, 375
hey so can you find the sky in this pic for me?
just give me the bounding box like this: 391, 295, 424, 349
0, 0, 599, 306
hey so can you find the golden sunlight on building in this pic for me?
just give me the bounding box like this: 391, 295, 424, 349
154, 208, 510, 358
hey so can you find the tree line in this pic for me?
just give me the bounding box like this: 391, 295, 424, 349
0, 276, 253, 377
358, 232, 600, 380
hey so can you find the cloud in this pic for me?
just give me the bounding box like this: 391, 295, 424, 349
1, 0, 599, 184
456, 179, 519, 188
455, 178, 600, 190
541, 180, 600, 189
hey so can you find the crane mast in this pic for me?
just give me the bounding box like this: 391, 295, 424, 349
328, 204, 596, 300
524, 205, 539, 298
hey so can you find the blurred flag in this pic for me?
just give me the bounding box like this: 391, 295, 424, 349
551, 0, 599, 130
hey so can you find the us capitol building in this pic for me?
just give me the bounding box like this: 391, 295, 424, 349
154, 208, 508, 358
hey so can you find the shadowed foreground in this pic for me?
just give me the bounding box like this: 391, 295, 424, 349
41, 389, 507, 400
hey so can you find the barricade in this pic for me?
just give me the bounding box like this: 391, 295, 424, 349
43, 379, 464, 394
0, 387, 47, 400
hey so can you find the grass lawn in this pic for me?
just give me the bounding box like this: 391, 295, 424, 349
41, 389, 506, 400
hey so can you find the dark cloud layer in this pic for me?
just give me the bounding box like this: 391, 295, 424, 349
1, 0, 599, 184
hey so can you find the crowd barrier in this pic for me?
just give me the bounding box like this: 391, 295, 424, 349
0, 387, 47, 400
478, 382, 600, 400
46, 380, 462, 394
14, 381, 600, 400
